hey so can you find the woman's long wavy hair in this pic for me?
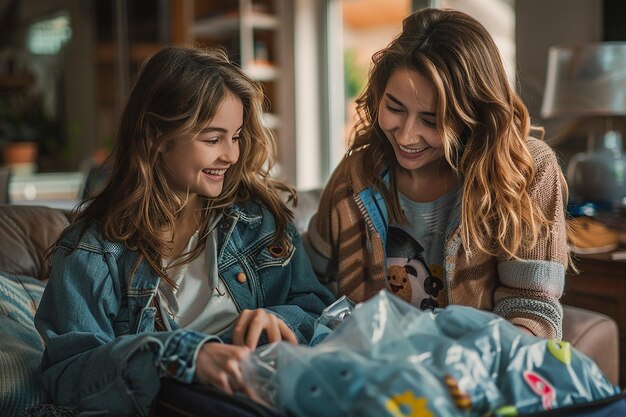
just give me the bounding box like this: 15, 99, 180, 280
69, 46, 295, 287
350, 8, 566, 259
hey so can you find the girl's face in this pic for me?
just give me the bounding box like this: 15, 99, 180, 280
162, 91, 243, 199
377, 68, 444, 174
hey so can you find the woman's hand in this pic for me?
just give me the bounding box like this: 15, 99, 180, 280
195, 342, 252, 395
232, 309, 298, 350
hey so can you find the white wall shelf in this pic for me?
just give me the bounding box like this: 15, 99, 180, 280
191, 11, 278, 37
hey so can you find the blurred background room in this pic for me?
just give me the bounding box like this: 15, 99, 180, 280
1, 0, 626, 387
0, 0, 624, 215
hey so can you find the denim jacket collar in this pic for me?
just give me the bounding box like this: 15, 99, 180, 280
118, 202, 268, 332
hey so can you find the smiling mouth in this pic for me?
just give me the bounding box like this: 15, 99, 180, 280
398, 144, 428, 154
202, 168, 228, 176
390, 284, 403, 293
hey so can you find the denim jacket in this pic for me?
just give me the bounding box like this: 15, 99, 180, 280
34, 199, 335, 417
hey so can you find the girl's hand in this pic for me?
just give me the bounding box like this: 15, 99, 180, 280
232, 309, 298, 350
195, 342, 252, 395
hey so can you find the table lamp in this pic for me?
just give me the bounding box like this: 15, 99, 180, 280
541, 42, 626, 206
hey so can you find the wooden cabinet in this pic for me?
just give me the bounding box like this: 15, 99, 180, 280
561, 252, 626, 386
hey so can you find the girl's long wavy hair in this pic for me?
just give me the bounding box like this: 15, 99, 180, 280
350, 8, 566, 259
69, 46, 295, 287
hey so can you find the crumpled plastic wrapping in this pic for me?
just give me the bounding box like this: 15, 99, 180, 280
242, 291, 619, 417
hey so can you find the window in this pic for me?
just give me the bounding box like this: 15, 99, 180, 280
324, 0, 411, 179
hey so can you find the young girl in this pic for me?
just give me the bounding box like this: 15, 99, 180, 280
306, 8, 569, 340
34, 46, 334, 416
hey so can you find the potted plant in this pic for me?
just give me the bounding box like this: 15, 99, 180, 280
0, 91, 56, 172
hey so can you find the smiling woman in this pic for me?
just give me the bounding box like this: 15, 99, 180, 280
376, 68, 456, 203
307, 7, 569, 342
161, 91, 242, 200
33, 46, 335, 416
329, 0, 515, 173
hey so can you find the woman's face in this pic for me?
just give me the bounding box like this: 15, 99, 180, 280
377, 68, 445, 174
161, 90, 243, 199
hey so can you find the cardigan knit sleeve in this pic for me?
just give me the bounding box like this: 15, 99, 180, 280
492, 138, 568, 339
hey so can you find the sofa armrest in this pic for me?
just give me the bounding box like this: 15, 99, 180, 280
562, 304, 619, 386
0, 204, 70, 280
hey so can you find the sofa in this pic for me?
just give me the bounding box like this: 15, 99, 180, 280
0, 196, 620, 416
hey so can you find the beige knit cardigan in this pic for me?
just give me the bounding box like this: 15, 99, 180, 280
306, 138, 569, 339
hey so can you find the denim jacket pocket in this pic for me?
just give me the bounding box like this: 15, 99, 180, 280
135, 306, 157, 333
113, 317, 130, 336
112, 298, 130, 336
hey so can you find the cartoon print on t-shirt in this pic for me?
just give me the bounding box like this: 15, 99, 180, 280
386, 264, 416, 302
386, 225, 445, 309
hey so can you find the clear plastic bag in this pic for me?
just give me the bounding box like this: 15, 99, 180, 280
243, 291, 619, 417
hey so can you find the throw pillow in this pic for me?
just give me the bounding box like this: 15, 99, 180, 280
0, 272, 47, 416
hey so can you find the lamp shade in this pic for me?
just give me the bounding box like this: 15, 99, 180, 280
541, 42, 626, 118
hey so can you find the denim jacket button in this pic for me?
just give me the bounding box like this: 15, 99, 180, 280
236, 272, 247, 283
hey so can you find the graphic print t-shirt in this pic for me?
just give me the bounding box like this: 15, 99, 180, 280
384, 186, 459, 310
